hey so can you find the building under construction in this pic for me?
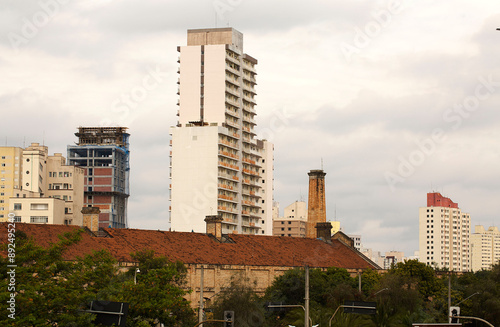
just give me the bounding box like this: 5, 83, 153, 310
67, 127, 130, 228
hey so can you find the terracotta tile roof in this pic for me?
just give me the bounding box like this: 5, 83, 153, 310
0, 223, 378, 270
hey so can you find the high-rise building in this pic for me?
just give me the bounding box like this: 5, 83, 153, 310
471, 225, 500, 272
419, 192, 471, 272
169, 28, 273, 234
1, 143, 84, 225
68, 127, 130, 228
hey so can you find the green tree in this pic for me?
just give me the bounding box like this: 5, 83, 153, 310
0, 229, 111, 326
116, 250, 196, 327
0, 230, 197, 327
210, 273, 268, 327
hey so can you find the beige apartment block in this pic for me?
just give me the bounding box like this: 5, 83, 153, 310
9, 196, 65, 224
0, 144, 84, 225
46, 153, 85, 225
419, 192, 471, 272
0, 147, 23, 221
170, 28, 274, 235
273, 201, 307, 237
22, 143, 48, 194
471, 225, 500, 272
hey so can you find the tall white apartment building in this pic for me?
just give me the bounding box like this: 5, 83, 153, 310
471, 225, 500, 272
169, 28, 274, 235
419, 192, 471, 272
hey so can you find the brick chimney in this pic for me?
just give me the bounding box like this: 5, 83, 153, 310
306, 169, 327, 238
205, 215, 223, 240
315, 222, 332, 242
82, 207, 100, 232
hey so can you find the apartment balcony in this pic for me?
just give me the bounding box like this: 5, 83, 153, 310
222, 219, 238, 226
242, 73, 257, 84
242, 199, 259, 208
225, 86, 240, 98
225, 75, 239, 86
225, 108, 239, 118
243, 94, 256, 105
218, 173, 239, 182
218, 183, 237, 192
225, 119, 240, 129
242, 168, 259, 177
242, 61, 256, 74
218, 194, 239, 203
242, 134, 252, 144
225, 64, 240, 76
219, 139, 239, 150
218, 150, 239, 160
218, 205, 236, 214
242, 104, 256, 115
241, 178, 261, 188
225, 97, 239, 107
226, 54, 240, 66
242, 83, 257, 94
242, 115, 256, 125
218, 161, 239, 171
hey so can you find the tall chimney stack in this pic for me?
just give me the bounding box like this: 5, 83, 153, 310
306, 169, 326, 238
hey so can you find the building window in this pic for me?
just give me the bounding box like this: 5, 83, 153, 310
25, 170, 29, 174
281, 228, 284, 231
14, 216, 21, 222
281, 221, 284, 225
288, 228, 291, 231
30, 216, 48, 223
14, 203, 22, 210
288, 221, 291, 224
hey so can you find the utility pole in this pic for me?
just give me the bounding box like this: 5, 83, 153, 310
358, 270, 362, 293
305, 265, 309, 327
199, 266, 204, 326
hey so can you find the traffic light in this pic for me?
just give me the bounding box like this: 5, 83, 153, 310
224, 310, 234, 327
450, 306, 460, 323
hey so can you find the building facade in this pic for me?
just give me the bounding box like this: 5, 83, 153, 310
0, 147, 23, 221
68, 127, 130, 228
471, 225, 500, 272
1, 143, 84, 225
419, 192, 471, 272
273, 201, 307, 237
169, 28, 273, 235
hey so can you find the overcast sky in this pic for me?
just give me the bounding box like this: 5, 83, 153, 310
2, 0, 500, 257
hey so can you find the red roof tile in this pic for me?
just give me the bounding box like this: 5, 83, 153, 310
0, 223, 378, 269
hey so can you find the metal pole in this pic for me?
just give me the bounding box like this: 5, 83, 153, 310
199, 266, 204, 326
328, 305, 343, 327
451, 315, 495, 327
305, 265, 309, 327
448, 271, 451, 324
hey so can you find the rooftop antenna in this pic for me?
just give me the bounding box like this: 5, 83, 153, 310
42, 131, 45, 146
23, 136, 26, 148
321, 158, 323, 170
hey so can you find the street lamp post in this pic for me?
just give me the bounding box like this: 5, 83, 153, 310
134, 268, 140, 285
